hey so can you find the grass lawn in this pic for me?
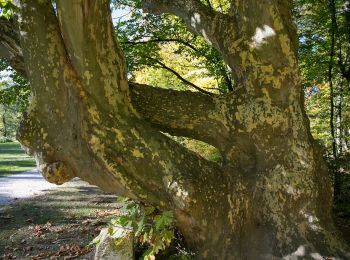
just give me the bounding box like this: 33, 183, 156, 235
0, 142, 36, 176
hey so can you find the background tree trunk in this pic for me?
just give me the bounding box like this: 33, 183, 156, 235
2, 112, 7, 138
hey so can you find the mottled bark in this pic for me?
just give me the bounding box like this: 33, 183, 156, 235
0, 18, 26, 76
129, 83, 230, 150
142, 0, 235, 51
1, 0, 349, 259
13, 0, 226, 240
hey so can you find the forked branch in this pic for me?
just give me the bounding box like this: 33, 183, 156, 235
141, 0, 236, 52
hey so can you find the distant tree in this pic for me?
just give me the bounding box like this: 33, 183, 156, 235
296, 0, 350, 156
0, 59, 29, 141
0, 104, 21, 141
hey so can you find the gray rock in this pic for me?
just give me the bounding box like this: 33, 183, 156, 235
94, 227, 134, 260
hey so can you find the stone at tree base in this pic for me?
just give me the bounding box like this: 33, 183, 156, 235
94, 227, 134, 260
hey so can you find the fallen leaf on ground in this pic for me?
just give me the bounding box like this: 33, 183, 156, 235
25, 219, 33, 224
0, 214, 13, 219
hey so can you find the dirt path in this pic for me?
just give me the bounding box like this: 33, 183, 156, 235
0, 169, 64, 206
0, 175, 119, 260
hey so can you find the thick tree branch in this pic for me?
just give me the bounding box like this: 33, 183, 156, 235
129, 82, 230, 150
57, 0, 131, 112
13, 0, 132, 195
0, 18, 26, 76
141, 0, 236, 52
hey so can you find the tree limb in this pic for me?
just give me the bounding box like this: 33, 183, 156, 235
12, 0, 132, 195
0, 18, 26, 77
129, 82, 230, 150
141, 0, 235, 52
57, 0, 131, 110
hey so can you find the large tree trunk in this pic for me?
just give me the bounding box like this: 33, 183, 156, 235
1, 0, 349, 258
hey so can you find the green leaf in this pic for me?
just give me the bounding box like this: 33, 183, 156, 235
154, 211, 174, 230
135, 216, 145, 236
141, 245, 155, 260
144, 206, 155, 215
116, 216, 132, 227
108, 226, 114, 234
162, 229, 174, 245
0, 0, 15, 19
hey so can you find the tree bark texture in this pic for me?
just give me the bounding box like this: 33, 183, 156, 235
1, 0, 349, 258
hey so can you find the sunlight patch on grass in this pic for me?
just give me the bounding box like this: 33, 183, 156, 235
0, 142, 36, 176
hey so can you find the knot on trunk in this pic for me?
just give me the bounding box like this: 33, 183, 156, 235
39, 161, 74, 185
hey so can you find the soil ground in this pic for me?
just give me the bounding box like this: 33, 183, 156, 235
0, 170, 59, 206
0, 180, 121, 260
0, 142, 121, 259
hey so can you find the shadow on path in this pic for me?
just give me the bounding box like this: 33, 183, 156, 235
0, 169, 58, 206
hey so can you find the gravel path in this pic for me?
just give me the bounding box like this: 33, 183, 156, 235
0, 169, 60, 206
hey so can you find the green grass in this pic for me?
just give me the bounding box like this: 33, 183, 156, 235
0, 142, 36, 176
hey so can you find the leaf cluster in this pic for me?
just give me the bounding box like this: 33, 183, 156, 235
109, 197, 175, 259
111, 0, 233, 93
0, 0, 15, 19
296, 0, 350, 86
0, 59, 30, 112
295, 0, 350, 155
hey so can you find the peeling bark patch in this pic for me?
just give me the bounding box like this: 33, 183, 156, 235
132, 149, 144, 159
234, 91, 289, 132
84, 70, 93, 84
250, 25, 276, 48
